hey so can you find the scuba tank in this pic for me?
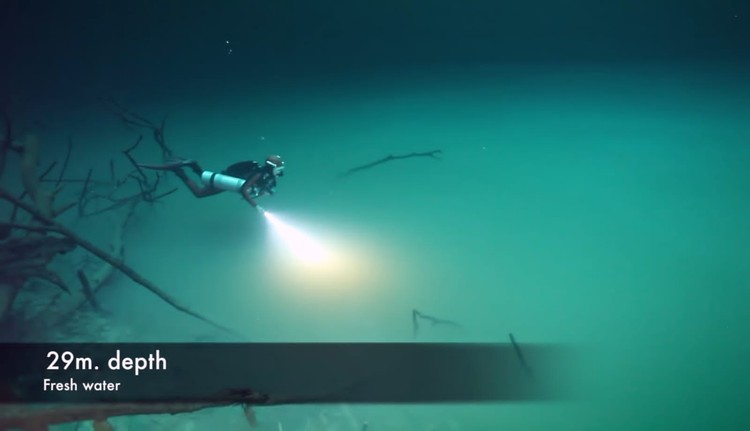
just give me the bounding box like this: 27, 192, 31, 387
200, 171, 246, 192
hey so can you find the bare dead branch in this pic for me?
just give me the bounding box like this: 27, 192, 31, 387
25, 267, 71, 293
101, 98, 174, 160
0, 110, 17, 179
55, 136, 73, 187
41, 200, 137, 324
0, 232, 77, 317
76, 133, 176, 219
18, 135, 75, 219
0, 227, 77, 260
38, 160, 57, 180
53, 201, 77, 218
76, 269, 101, 311
412, 308, 461, 338
41, 178, 110, 184
509, 333, 534, 379
0, 187, 239, 336
80, 195, 140, 217
119, 135, 177, 203
122, 135, 147, 181
77, 168, 93, 217
0, 111, 10, 176
78, 181, 176, 218
149, 186, 179, 201
53, 200, 135, 321
8, 195, 23, 225
338, 150, 443, 178
0, 234, 70, 327
0, 116, 181, 338
0, 386, 329, 429
10, 148, 77, 224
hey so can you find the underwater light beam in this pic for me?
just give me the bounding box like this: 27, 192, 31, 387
263, 211, 329, 264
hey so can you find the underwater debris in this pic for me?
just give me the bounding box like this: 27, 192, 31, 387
0, 234, 77, 322
412, 308, 462, 338
0, 388, 315, 430
0, 112, 234, 338
45, 198, 136, 328
0, 235, 75, 293
242, 404, 258, 428
338, 149, 442, 178
0, 109, 20, 178
20, 134, 76, 219
77, 135, 177, 218
76, 269, 101, 312
100, 97, 174, 161
509, 333, 534, 380
0, 189, 238, 335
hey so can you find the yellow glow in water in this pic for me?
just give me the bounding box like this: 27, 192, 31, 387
264, 211, 329, 265
260, 212, 391, 297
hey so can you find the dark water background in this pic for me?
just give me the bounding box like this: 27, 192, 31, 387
5, 0, 750, 104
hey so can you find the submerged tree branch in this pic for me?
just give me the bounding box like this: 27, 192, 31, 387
55, 136, 73, 187
412, 308, 461, 338
509, 333, 534, 379
0, 233, 77, 293
101, 98, 174, 160
338, 150, 442, 178
76, 270, 101, 311
0, 109, 20, 180
0, 388, 329, 429
76, 135, 177, 218
0, 188, 238, 336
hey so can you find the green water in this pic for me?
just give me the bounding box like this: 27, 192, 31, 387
25, 64, 741, 430
4, 0, 749, 429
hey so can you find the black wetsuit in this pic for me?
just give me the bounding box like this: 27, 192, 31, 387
222, 161, 278, 198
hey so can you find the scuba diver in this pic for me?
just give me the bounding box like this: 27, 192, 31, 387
138, 155, 285, 211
